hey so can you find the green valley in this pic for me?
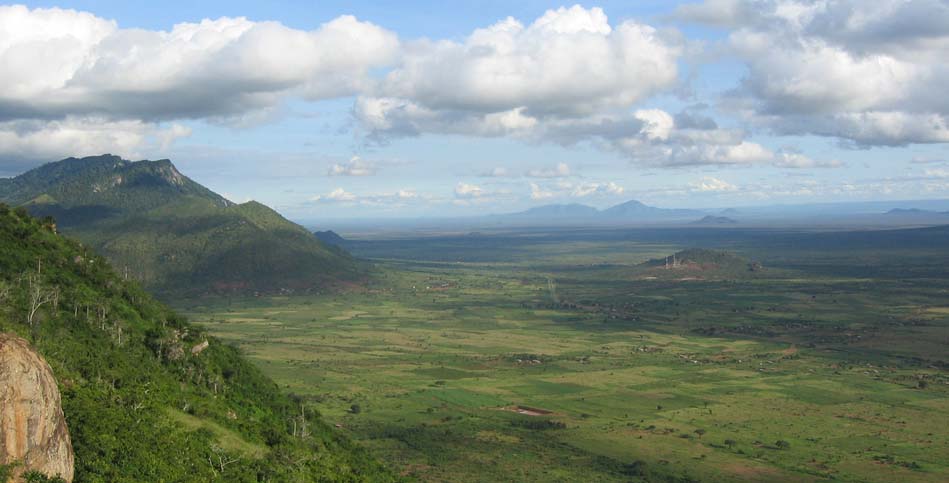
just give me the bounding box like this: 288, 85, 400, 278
183, 227, 949, 482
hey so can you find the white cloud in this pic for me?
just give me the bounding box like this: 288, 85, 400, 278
529, 182, 555, 200
0, 117, 190, 174
529, 180, 624, 199
681, 0, 949, 145
454, 182, 485, 199
0, 5, 398, 166
690, 176, 738, 192
0, 6, 399, 121
570, 181, 625, 197
924, 168, 949, 179
355, 5, 681, 141
328, 156, 376, 176
311, 187, 356, 202
774, 151, 843, 169
526, 162, 571, 178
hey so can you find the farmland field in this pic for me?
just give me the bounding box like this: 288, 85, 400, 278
182, 227, 949, 482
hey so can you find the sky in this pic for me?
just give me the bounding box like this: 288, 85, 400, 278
2, 1, 949, 219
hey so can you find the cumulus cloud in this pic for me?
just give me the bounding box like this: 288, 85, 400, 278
454, 182, 485, 199
0, 5, 398, 122
308, 187, 433, 207
0, 5, 397, 165
355, 6, 682, 143
528, 179, 624, 199
530, 182, 556, 200
328, 156, 376, 176
311, 187, 356, 202
679, 0, 949, 146
0, 117, 190, 175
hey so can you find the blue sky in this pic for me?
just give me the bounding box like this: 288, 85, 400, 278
3, 1, 949, 219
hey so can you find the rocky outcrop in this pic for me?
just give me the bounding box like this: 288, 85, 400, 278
0, 334, 73, 482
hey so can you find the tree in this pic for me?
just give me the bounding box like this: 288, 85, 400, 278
350, 404, 362, 414
0, 279, 11, 303
775, 440, 790, 450
724, 439, 737, 448
24, 272, 58, 330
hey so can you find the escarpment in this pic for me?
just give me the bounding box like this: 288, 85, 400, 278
0, 333, 74, 482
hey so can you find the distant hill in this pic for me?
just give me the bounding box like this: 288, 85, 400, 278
886, 208, 931, 215
884, 208, 949, 216
511, 203, 599, 218
314, 230, 347, 246
601, 200, 702, 220
0, 207, 394, 481
496, 200, 704, 224
691, 215, 738, 225
638, 248, 763, 277
0, 155, 360, 295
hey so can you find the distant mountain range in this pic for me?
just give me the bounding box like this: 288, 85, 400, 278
0, 155, 359, 295
691, 215, 738, 225
885, 208, 949, 216
491, 199, 704, 224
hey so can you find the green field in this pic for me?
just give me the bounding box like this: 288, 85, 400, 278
183, 227, 949, 482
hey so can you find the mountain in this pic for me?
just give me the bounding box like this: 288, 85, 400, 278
886, 208, 932, 215
495, 200, 705, 224
0, 155, 360, 295
601, 200, 703, 220
691, 215, 738, 225
510, 203, 599, 218
0, 207, 395, 481
314, 230, 347, 246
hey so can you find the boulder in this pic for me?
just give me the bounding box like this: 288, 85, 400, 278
0, 334, 74, 482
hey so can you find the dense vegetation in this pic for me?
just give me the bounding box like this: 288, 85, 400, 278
0, 155, 360, 296
0, 206, 396, 482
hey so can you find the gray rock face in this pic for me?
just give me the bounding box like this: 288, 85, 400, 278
0, 334, 74, 482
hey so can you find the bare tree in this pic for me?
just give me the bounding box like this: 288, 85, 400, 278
208, 445, 240, 475
24, 272, 58, 329
0, 280, 11, 303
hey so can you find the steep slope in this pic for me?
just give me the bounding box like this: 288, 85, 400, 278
0, 206, 396, 482
314, 230, 347, 247
0, 155, 360, 295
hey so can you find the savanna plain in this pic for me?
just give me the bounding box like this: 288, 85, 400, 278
183, 226, 949, 482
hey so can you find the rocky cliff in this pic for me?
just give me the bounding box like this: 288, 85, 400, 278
0, 334, 73, 482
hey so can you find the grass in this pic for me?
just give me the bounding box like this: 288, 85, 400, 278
182, 227, 949, 482
166, 409, 268, 458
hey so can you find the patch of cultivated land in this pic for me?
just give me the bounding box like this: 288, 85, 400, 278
183, 233, 949, 482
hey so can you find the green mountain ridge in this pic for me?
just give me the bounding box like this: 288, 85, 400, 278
0, 155, 359, 296
0, 206, 396, 482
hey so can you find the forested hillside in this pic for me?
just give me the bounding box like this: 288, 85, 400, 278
0, 205, 396, 482
0, 155, 360, 296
